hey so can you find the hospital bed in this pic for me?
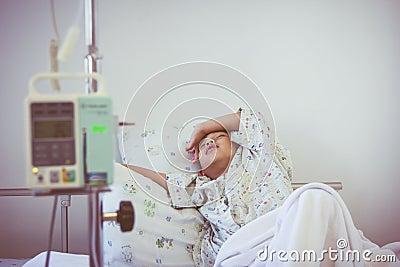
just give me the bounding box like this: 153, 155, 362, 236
0, 122, 344, 267
3, 121, 399, 266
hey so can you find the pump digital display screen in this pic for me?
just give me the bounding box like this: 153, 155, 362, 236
34, 120, 73, 139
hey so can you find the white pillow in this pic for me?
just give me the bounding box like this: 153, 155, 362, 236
103, 163, 204, 266
117, 123, 201, 174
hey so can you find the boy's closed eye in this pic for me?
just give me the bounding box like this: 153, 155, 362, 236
217, 134, 227, 139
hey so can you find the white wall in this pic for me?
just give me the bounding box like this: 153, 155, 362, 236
1, 0, 399, 258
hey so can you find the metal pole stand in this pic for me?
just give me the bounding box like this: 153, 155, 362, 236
60, 195, 71, 253
88, 187, 103, 267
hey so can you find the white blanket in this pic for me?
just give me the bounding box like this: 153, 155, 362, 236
214, 183, 400, 267
22, 251, 88, 267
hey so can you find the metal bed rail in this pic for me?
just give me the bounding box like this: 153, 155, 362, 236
291, 181, 343, 191
0, 181, 343, 197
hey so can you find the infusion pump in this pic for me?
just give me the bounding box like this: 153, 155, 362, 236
26, 73, 114, 189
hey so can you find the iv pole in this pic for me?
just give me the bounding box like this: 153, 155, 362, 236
84, 1, 103, 266
83, 1, 134, 266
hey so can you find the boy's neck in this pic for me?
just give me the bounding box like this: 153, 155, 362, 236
203, 165, 226, 180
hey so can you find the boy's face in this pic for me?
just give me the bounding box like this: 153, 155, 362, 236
198, 131, 232, 174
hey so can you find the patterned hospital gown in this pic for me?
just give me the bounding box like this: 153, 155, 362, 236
166, 108, 293, 267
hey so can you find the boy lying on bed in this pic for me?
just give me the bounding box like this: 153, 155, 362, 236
123, 108, 293, 267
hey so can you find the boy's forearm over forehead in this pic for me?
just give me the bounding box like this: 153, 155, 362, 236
200, 111, 241, 134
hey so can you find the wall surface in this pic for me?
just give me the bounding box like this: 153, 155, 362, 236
0, 0, 399, 258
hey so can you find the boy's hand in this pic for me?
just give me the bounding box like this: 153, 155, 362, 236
185, 124, 206, 162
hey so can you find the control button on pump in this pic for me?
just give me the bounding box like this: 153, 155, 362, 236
67, 170, 76, 182
50, 170, 60, 183
62, 168, 76, 183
